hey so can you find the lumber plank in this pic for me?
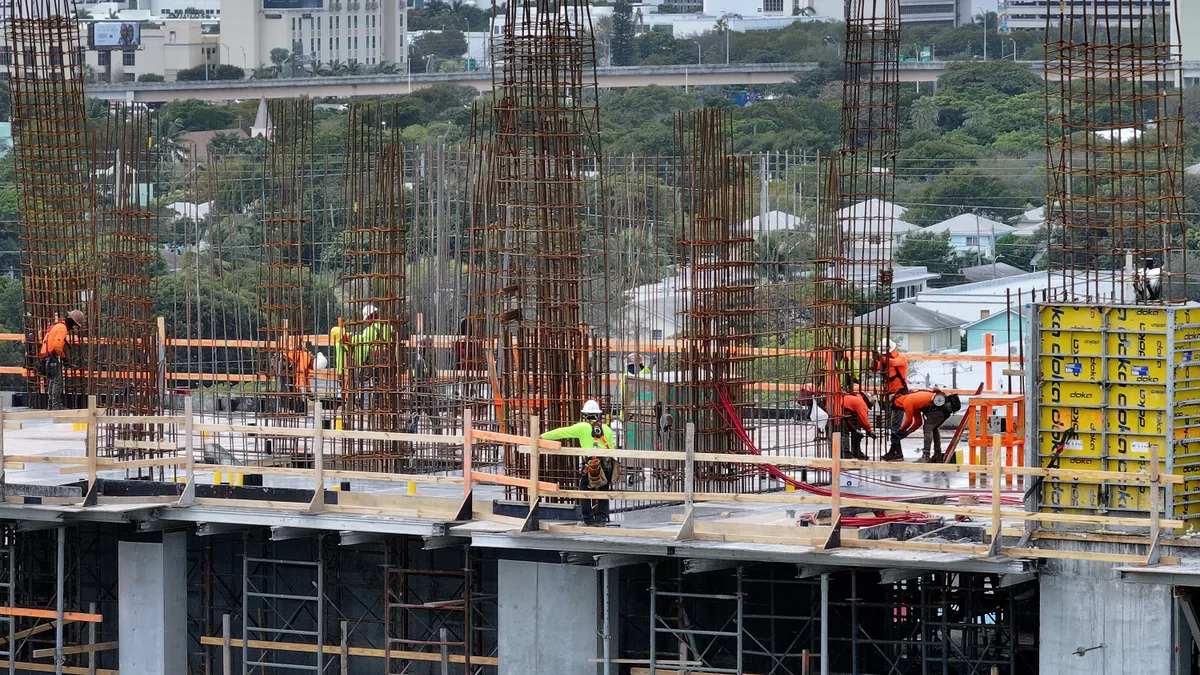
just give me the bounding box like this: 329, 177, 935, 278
193, 463, 465, 486
471, 471, 559, 493
31, 641, 118, 658
538, 522, 674, 538
112, 439, 181, 451
0, 660, 117, 675
5, 410, 91, 421
0, 620, 72, 647
197, 636, 499, 666
0, 607, 101, 622
1004, 547, 1182, 565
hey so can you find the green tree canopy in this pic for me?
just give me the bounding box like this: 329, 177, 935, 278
937, 60, 1043, 98
411, 29, 468, 72
894, 231, 967, 286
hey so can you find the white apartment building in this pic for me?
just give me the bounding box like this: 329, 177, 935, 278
85, 18, 219, 82
1003, 0, 1171, 30
220, 0, 408, 72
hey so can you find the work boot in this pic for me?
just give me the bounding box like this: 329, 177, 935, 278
853, 449, 869, 461
917, 451, 932, 463
930, 451, 944, 463
882, 447, 904, 462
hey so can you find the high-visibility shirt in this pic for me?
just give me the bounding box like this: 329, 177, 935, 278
843, 393, 872, 432
329, 326, 346, 374
875, 350, 909, 394
353, 321, 393, 366
896, 390, 937, 434
39, 321, 68, 358
541, 421, 615, 451
619, 365, 652, 420
290, 348, 313, 376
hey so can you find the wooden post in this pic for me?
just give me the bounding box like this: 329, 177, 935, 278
462, 408, 473, 499
984, 333, 994, 392
85, 395, 98, 488
340, 620, 349, 675
86, 602, 96, 675
1148, 441, 1162, 565
528, 415, 541, 505
308, 400, 325, 513
830, 433, 841, 525
988, 433, 1002, 556
221, 614, 231, 675
684, 422, 695, 511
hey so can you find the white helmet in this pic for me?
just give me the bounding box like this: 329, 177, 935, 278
879, 339, 896, 354
362, 304, 379, 321
626, 353, 637, 363
582, 399, 603, 415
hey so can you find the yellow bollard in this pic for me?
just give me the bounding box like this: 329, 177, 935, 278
785, 482, 796, 493
334, 417, 343, 431
407, 481, 417, 496
214, 471, 223, 485
72, 423, 86, 433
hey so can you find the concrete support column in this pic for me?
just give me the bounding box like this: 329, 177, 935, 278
119, 532, 187, 674
498, 560, 604, 675
1040, 553, 1173, 674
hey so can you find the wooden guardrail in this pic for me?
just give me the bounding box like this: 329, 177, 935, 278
0, 397, 1177, 565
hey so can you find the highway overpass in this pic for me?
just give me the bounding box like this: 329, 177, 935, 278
86, 60, 1200, 103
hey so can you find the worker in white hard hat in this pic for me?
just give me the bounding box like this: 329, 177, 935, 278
351, 304, 393, 407
871, 338, 909, 461
541, 399, 618, 525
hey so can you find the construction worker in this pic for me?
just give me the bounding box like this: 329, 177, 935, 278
38, 309, 84, 411
838, 390, 874, 460
541, 399, 618, 526
329, 323, 347, 377
894, 389, 954, 463
289, 341, 315, 394
618, 352, 651, 421
872, 339, 909, 461
411, 338, 439, 433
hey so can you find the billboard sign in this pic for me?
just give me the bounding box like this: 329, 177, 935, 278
262, 0, 324, 9
90, 22, 141, 50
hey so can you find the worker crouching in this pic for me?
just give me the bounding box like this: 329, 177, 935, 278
38, 309, 84, 411
894, 389, 961, 463
838, 391, 874, 460
541, 399, 619, 526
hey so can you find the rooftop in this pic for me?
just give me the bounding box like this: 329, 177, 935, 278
924, 213, 1016, 237
856, 302, 964, 332
961, 262, 1028, 283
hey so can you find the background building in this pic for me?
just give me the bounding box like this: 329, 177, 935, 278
83, 18, 219, 82
1003, 0, 1172, 30
220, 0, 408, 73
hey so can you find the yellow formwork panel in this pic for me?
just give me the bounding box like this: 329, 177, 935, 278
1106, 332, 1167, 359
1039, 355, 1101, 382
1106, 357, 1168, 383
1107, 306, 1169, 332
1039, 406, 1103, 432
1109, 383, 1168, 410
1041, 380, 1103, 407
1041, 305, 1104, 331
1104, 408, 1167, 436
1041, 330, 1104, 357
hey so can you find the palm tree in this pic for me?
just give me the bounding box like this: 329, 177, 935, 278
373, 60, 398, 75
345, 59, 364, 76
910, 97, 939, 133
251, 63, 274, 79
151, 117, 189, 163
326, 59, 348, 76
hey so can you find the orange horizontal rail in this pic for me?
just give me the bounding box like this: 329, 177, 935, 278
0, 607, 102, 623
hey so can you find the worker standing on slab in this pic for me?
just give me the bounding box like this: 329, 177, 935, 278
839, 390, 874, 460
353, 305, 392, 406
329, 323, 346, 378
618, 352, 651, 422
541, 399, 618, 526
872, 339, 909, 461
895, 389, 959, 463
38, 309, 83, 411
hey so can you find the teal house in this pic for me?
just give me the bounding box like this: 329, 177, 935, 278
963, 309, 1027, 351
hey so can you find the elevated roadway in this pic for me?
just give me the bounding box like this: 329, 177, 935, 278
86, 60, 1200, 103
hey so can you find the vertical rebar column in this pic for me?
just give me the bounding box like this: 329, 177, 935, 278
676, 109, 754, 473
7, 0, 95, 405
1045, 1, 1186, 302
340, 103, 409, 470
470, 0, 607, 490
93, 105, 164, 457
838, 0, 900, 458
258, 100, 315, 443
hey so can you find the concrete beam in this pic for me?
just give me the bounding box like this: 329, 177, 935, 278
998, 572, 1038, 588
594, 554, 656, 570
797, 564, 841, 579
423, 535, 470, 550
878, 568, 936, 585
338, 531, 386, 547
270, 526, 321, 541
684, 559, 740, 575
196, 522, 252, 537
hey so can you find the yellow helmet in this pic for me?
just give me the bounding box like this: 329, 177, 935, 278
330, 325, 342, 340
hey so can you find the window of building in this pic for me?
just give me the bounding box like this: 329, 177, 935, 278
336, 37, 340, 50
0, 48, 12, 66
311, 38, 316, 53
763, 0, 783, 10
123, 50, 136, 67
353, 15, 358, 28
77, 48, 86, 67
292, 17, 296, 30
50, 46, 62, 66
652, 330, 664, 340
330, 37, 334, 50
169, 30, 177, 44
964, 236, 979, 247
124, 72, 136, 82
897, 287, 907, 300
317, 17, 321, 29
23, 49, 34, 66
98, 51, 111, 66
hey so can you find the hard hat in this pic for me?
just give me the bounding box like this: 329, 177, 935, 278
879, 339, 896, 353
66, 309, 84, 326
582, 399, 602, 415
626, 353, 637, 363
859, 391, 874, 409
315, 352, 328, 370
362, 304, 379, 321
330, 325, 342, 339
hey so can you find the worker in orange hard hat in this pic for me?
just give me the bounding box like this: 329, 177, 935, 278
38, 309, 84, 411
872, 338, 909, 461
